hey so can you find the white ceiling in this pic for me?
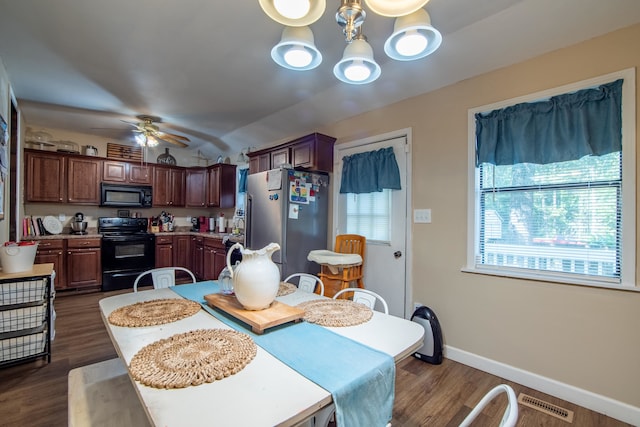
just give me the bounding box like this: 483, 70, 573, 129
1, 0, 639, 159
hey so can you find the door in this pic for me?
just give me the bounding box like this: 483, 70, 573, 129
333, 131, 410, 318
246, 170, 285, 263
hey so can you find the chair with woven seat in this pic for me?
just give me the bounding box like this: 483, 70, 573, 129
333, 287, 388, 314
318, 234, 366, 297
283, 273, 325, 296
133, 267, 196, 292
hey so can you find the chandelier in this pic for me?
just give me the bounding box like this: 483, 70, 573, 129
260, 0, 442, 85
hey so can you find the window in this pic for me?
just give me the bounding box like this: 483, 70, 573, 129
345, 190, 392, 242
466, 69, 636, 289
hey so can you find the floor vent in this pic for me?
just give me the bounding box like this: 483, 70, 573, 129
517, 393, 574, 423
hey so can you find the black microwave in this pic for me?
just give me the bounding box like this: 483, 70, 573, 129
100, 183, 153, 208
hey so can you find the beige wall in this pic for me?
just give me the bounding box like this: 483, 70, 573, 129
322, 24, 640, 409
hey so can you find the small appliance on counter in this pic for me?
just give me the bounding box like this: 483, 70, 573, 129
70, 212, 88, 235
191, 217, 199, 232
198, 216, 208, 232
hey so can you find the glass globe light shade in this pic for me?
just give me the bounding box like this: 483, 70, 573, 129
274, 0, 311, 19
344, 60, 371, 82
395, 29, 428, 57
284, 45, 313, 68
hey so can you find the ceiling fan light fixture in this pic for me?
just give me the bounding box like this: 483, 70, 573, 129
259, 0, 326, 26
271, 26, 322, 70
384, 8, 441, 61
364, 0, 430, 17
333, 36, 381, 84
274, 0, 311, 19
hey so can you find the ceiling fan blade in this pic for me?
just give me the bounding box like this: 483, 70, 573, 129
164, 132, 190, 141
121, 120, 142, 128
155, 132, 189, 148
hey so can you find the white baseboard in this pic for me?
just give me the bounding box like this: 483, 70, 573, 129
444, 345, 640, 426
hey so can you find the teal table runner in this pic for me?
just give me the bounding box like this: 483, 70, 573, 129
171, 282, 395, 427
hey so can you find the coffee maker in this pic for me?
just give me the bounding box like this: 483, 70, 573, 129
190, 217, 199, 232
198, 216, 208, 232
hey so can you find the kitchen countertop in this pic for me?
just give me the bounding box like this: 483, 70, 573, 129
27, 230, 244, 242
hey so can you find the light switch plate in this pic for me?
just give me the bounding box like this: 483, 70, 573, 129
414, 209, 431, 223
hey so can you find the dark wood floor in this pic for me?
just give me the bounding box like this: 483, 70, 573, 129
0, 289, 632, 427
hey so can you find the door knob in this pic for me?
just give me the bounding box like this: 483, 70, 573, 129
394, 251, 402, 258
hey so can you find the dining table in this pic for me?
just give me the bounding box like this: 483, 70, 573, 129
98, 281, 424, 427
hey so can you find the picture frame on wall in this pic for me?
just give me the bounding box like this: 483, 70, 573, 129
0, 113, 7, 220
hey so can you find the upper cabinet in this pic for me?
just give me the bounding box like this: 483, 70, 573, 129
248, 133, 336, 174
103, 160, 152, 185
25, 149, 236, 208
25, 149, 101, 205
207, 164, 236, 208
153, 165, 185, 207
185, 164, 237, 208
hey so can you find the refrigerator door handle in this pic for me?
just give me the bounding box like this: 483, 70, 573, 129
246, 194, 253, 248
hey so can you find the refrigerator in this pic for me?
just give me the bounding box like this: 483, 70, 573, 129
246, 168, 330, 279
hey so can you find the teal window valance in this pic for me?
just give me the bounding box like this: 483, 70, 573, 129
475, 79, 623, 166
238, 168, 248, 193
340, 147, 401, 194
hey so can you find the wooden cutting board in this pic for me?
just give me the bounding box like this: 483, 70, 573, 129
204, 293, 304, 334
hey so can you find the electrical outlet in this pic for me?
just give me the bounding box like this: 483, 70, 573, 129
58, 214, 66, 221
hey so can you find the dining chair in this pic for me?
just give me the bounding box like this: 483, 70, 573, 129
133, 267, 196, 292
283, 273, 325, 296
318, 234, 366, 297
459, 384, 519, 427
333, 287, 389, 314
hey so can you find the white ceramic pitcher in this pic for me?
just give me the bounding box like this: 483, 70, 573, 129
226, 242, 281, 310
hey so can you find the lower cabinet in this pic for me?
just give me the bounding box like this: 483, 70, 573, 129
66, 238, 101, 290
203, 237, 226, 280
155, 235, 174, 268
155, 234, 196, 283
191, 236, 204, 280
35, 239, 66, 291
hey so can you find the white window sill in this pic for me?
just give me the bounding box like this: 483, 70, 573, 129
461, 266, 640, 292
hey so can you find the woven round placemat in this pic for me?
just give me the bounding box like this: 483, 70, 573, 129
277, 281, 297, 296
108, 299, 202, 327
297, 299, 373, 327
129, 329, 257, 389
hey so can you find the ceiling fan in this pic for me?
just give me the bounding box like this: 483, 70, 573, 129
123, 115, 190, 148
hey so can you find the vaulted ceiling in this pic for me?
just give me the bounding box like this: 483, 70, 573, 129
1, 0, 639, 159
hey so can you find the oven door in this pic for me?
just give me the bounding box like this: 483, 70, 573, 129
101, 234, 155, 272
101, 234, 156, 291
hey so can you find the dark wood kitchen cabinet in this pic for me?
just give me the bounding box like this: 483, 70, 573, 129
185, 164, 236, 208
25, 150, 66, 203
249, 153, 270, 174
191, 235, 204, 279
153, 165, 185, 207
203, 237, 226, 280
67, 157, 101, 204
34, 239, 66, 290
66, 238, 101, 290
207, 164, 236, 208
103, 160, 152, 185
185, 168, 207, 207
155, 235, 174, 268
173, 234, 191, 269
25, 150, 101, 205
247, 133, 336, 174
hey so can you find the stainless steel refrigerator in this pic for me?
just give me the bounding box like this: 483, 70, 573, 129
246, 168, 330, 279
